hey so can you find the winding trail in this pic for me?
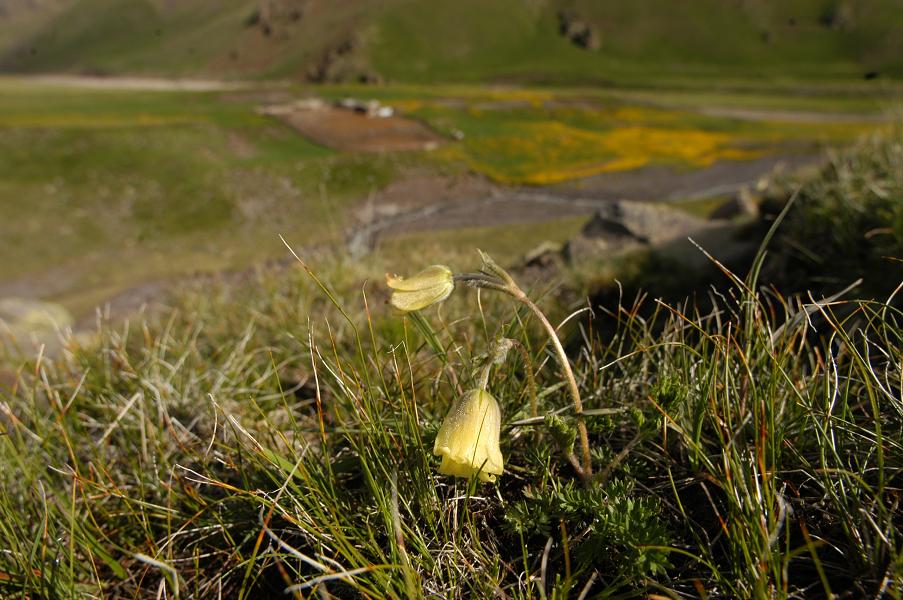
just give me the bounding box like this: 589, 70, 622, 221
347, 153, 823, 253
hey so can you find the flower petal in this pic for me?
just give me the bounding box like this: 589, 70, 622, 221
386, 265, 453, 292
386, 265, 454, 312
433, 389, 504, 482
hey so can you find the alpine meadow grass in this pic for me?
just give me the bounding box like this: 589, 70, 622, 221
0, 132, 901, 598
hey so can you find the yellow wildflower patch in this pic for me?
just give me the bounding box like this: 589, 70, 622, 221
391, 99, 425, 113
457, 121, 760, 185
483, 88, 554, 107
609, 106, 680, 124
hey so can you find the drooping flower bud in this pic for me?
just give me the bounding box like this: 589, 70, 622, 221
433, 389, 504, 482
386, 265, 454, 312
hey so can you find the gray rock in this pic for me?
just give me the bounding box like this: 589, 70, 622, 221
580, 206, 649, 243
564, 200, 715, 263
558, 11, 601, 50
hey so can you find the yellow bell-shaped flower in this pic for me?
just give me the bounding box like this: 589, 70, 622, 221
433, 389, 504, 482
386, 265, 455, 312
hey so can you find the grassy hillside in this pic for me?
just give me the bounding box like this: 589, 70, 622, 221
2, 0, 902, 83
0, 130, 900, 597
0, 77, 887, 316
0, 78, 421, 314
0, 0, 252, 76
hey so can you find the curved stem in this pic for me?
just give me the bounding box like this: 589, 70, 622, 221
510, 289, 592, 483
454, 258, 593, 483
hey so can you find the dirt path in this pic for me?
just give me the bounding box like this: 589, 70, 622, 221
347, 153, 824, 252
8, 74, 260, 91
695, 106, 888, 124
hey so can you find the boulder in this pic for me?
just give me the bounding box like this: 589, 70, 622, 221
558, 11, 601, 51
564, 201, 714, 262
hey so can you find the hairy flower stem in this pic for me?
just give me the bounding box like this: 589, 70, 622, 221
476, 337, 514, 391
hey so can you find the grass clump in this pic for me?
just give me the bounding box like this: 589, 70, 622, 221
768, 126, 903, 298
